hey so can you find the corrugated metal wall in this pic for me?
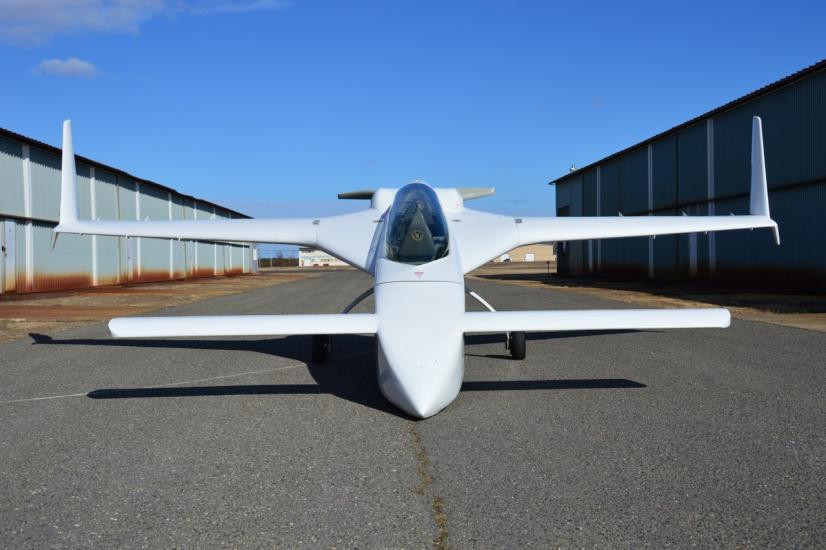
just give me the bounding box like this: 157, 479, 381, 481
0, 130, 253, 294
555, 65, 826, 289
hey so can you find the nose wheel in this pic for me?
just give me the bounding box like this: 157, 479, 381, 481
312, 335, 331, 363
507, 331, 526, 360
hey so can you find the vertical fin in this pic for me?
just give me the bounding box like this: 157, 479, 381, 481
59, 120, 78, 225
750, 116, 780, 244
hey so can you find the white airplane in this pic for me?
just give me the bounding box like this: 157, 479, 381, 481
54, 118, 779, 418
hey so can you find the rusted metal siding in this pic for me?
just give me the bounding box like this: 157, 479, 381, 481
31, 222, 92, 292
94, 169, 121, 285
170, 194, 187, 278
0, 128, 253, 294
194, 202, 218, 277
136, 184, 172, 282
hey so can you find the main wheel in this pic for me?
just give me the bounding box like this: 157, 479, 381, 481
312, 335, 331, 363
508, 331, 526, 360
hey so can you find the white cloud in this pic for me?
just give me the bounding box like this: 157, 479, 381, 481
0, 0, 285, 45
33, 57, 100, 78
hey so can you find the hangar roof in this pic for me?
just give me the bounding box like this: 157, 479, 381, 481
550, 59, 826, 185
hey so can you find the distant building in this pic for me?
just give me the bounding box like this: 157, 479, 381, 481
298, 248, 348, 267
494, 243, 556, 263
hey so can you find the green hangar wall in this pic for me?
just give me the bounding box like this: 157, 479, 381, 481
0, 127, 253, 294
553, 60, 826, 289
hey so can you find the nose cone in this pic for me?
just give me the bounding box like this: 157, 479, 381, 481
376, 334, 464, 418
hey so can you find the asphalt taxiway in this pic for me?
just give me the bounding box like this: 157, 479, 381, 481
0, 271, 823, 548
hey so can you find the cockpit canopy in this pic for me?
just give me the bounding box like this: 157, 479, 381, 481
385, 183, 450, 265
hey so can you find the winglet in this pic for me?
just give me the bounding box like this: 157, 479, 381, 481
58, 120, 79, 227
750, 116, 780, 245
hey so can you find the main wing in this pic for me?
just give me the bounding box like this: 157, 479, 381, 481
54, 121, 381, 271
109, 313, 378, 338
463, 308, 730, 333
450, 116, 779, 273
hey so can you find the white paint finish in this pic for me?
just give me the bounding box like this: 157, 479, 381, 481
375, 281, 465, 418
463, 308, 730, 332
110, 313, 378, 338
54, 119, 780, 418
751, 117, 779, 244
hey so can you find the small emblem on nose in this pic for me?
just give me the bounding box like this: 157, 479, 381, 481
414, 271, 424, 278
411, 229, 424, 241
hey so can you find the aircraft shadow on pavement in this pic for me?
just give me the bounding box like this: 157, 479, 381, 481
464, 329, 639, 359
30, 332, 407, 418
29, 332, 646, 417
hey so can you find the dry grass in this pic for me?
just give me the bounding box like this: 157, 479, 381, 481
0, 271, 313, 342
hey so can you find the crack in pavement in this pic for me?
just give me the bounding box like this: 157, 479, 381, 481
410, 423, 448, 550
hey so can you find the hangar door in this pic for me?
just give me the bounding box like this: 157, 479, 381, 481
1, 220, 15, 293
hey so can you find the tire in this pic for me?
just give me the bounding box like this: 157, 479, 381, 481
509, 331, 526, 360
312, 335, 331, 363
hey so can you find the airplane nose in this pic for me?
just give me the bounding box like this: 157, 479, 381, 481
376, 333, 464, 419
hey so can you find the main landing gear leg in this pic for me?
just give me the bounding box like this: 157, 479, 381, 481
312, 335, 331, 363
312, 287, 376, 365
465, 287, 526, 360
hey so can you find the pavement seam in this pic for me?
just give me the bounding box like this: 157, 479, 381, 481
409, 423, 449, 550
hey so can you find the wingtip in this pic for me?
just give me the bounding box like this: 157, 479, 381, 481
59, 119, 79, 225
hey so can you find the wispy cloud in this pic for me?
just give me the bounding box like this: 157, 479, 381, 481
0, 0, 286, 45
33, 57, 100, 78
183, 0, 286, 15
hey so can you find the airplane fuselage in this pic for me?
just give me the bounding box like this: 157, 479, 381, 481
370, 183, 468, 417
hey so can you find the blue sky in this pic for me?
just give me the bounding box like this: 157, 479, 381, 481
0, 0, 823, 219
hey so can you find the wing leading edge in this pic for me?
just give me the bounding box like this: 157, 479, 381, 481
109, 313, 378, 338
463, 308, 730, 333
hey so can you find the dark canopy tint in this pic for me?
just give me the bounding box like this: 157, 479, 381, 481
385, 183, 449, 265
